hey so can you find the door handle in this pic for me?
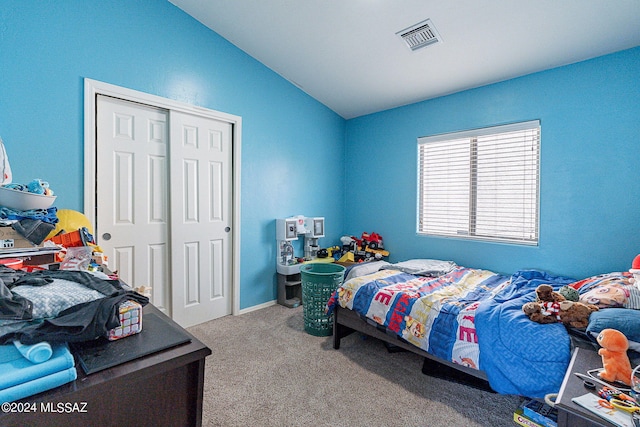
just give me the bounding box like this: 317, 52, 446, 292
102, 233, 112, 241
225, 227, 231, 233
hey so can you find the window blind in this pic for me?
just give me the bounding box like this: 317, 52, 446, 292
417, 120, 540, 245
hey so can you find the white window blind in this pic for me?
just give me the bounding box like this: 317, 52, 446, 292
417, 120, 540, 245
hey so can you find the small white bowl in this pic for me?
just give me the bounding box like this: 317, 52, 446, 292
0, 186, 57, 210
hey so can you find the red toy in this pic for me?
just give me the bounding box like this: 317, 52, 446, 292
361, 232, 384, 250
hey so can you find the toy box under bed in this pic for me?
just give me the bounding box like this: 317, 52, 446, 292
326, 260, 640, 399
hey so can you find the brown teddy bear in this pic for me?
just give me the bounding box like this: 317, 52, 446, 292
522, 300, 599, 328
522, 301, 559, 324
535, 284, 566, 302
522, 284, 599, 328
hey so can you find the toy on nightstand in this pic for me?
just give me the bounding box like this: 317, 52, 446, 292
629, 254, 640, 291
597, 328, 633, 386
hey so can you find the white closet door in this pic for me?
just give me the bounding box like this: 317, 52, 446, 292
169, 110, 233, 327
96, 95, 171, 313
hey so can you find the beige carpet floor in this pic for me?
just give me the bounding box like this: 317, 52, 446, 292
188, 304, 524, 427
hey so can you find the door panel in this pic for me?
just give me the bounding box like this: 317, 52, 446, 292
96, 95, 170, 313
170, 111, 232, 327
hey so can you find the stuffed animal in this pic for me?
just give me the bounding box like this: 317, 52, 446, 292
558, 285, 579, 302
4, 179, 54, 196
597, 328, 633, 386
26, 179, 54, 196
522, 300, 599, 328
522, 301, 558, 324
536, 284, 566, 303
557, 300, 599, 328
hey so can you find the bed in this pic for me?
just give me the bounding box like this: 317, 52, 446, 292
326, 260, 614, 399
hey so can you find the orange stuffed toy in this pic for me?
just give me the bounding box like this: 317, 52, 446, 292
596, 328, 633, 386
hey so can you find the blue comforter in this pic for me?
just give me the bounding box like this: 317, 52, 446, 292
327, 267, 576, 398
476, 270, 575, 398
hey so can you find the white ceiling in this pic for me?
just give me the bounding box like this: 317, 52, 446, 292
169, 0, 640, 119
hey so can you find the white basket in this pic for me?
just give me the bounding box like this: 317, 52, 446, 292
0, 186, 56, 210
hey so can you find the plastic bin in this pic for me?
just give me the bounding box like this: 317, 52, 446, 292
300, 262, 346, 336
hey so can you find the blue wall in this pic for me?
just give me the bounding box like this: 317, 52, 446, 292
0, 1, 346, 309
345, 47, 640, 279
1, 1, 638, 311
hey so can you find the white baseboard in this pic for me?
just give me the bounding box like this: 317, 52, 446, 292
237, 299, 277, 315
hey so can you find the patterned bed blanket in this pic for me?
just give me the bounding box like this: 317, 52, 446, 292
326, 266, 576, 398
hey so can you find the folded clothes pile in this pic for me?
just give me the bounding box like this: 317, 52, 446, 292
0, 340, 76, 403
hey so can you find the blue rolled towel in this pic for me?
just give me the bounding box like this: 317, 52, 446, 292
0, 344, 22, 364
0, 344, 74, 390
0, 366, 77, 403
13, 340, 52, 364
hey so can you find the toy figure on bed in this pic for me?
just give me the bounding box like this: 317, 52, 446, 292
535, 284, 566, 302
522, 284, 599, 328
597, 328, 633, 386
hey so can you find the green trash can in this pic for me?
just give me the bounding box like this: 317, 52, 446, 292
300, 262, 346, 336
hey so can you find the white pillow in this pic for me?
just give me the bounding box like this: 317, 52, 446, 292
344, 261, 390, 281
381, 259, 457, 276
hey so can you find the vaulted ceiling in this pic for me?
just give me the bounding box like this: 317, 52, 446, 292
169, 0, 640, 119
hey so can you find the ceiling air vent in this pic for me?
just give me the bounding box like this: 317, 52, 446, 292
396, 19, 442, 51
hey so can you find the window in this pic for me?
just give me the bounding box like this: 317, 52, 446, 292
417, 120, 540, 245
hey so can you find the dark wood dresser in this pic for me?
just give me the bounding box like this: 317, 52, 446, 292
0, 304, 212, 427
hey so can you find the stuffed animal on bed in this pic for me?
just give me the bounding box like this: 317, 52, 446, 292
556, 300, 600, 328
596, 328, 633, 386
523, 284, 569, 325
523, 284, 599, 328
558, 285, 579, 302
522, 300, 598, 328
535, 284, 566, 302
522, 301, 559, 324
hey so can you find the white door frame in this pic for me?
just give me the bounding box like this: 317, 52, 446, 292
83, 78, 242, 317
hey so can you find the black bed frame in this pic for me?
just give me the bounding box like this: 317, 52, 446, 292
332, 305, 494, 391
